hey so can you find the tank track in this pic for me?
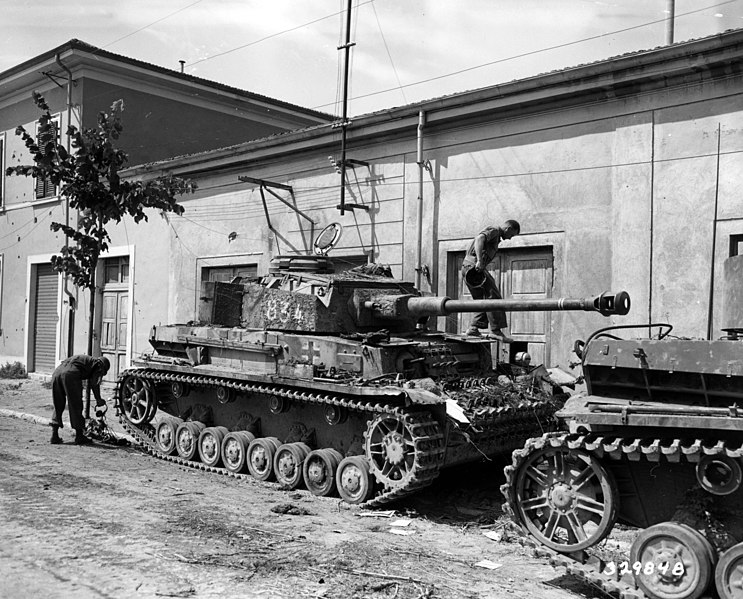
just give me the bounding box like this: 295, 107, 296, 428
501, 432, 743, 599
115, 368, 446, 506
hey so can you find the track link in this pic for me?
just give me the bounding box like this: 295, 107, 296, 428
501, 432, 743, 599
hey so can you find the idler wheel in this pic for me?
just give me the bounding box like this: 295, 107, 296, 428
119, 375, 157, 425
513, 446, 617, 552
221, 431, 256, 474
155, 415, 183, 455
247, 437, 281, 481
175, 421, 206, 460
336, 456, 375, 504
715, 541, 743, 599
303, 448, 343, 497
696, 454, 742, 496
198, 426, 229, 467
631, 522, 715, 599
274, 442, 311, 489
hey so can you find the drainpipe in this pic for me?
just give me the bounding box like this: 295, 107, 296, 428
415, 110, 426, 289
56, 53, 76, 357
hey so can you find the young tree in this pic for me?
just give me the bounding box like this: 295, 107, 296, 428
7, 92, 195, 410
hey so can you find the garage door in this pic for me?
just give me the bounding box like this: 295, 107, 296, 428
33, 263, 58, 373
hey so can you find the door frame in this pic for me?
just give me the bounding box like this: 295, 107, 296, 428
25, 253, 61, 373
438, 230, 566, 351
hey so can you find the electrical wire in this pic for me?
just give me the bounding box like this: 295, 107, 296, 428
100, 0, 209, 51
187, 0, 374, 69
312, 0, 740, 109
371, 0, 407, 105
0, 210, 55, 251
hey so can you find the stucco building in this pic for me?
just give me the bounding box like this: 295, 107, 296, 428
0, 39, 331, 377
3, 30, 743, 380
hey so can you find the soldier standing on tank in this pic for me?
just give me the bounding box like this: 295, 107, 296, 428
50, 355, 110, 445
460, 220, 520, 342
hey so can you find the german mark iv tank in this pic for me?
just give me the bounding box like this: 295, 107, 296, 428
115, 254, 629, 507
502, 254, 743, 599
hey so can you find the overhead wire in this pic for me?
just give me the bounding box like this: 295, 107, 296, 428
312, 0, 740, 108
187, 0, 374, 69
100, 0, 209, 50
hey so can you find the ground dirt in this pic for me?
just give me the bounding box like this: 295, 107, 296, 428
0, 378, 626, 599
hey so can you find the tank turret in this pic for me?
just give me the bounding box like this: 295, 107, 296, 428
196, 256, 630, 334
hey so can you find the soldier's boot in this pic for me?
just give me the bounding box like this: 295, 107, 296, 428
50, 425, 63, 445
74, 428, 93, 445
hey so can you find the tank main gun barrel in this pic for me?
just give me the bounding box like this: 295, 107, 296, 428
363, 291, 630, 320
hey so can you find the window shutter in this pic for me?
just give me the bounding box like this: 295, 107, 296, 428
35, 120, 58, 200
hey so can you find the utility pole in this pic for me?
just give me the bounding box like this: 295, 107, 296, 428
338, 0, 353, 215
666, 0, 675, 45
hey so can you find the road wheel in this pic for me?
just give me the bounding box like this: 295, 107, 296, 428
303, 448, 343, 497
247, 437, 281, 481
631, 522, 714, 599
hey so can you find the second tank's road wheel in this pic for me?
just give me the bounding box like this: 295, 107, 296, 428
716, 542, 743, 599
247, 437, 281, 481
221, 431, 256, 474
119, 375, 157, 425
512, 446, 617, 552
631, 522, 714, 599
175, 421, 206, 460
198, 426, 228, 467
155, 415, 183, 455
303, 448, 343, 497
336, 456, 375, 504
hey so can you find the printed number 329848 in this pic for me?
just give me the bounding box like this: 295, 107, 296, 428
603, 561, 685, 577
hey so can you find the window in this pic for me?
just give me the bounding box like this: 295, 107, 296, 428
35, 117, 60, 200
203, 264, 258, 283
103, 256, 130, 285
730, 234, 743, 257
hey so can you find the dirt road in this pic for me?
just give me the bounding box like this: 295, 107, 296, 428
0, 378, 600, 599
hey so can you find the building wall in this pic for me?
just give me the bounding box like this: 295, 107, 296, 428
80, 79, 289, 165
0, 57, 329, 370
5, 36, 743, 374
120, 46, 743, 372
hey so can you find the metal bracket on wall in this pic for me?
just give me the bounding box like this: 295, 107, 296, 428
335, 157, 371, 213
238, 176, 316, 253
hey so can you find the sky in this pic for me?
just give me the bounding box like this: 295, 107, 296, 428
2, 0, 743, 117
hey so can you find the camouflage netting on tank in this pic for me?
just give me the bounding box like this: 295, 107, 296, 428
333, 263, 394, 279
445, 378, 567, 419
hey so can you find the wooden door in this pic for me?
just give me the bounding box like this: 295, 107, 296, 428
100, 291, 128, 383
99, 256, 130, 383
492, 249, 554, 365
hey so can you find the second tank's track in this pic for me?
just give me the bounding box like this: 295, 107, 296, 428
501, 432, 743, 599
116, 368, 446, 506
